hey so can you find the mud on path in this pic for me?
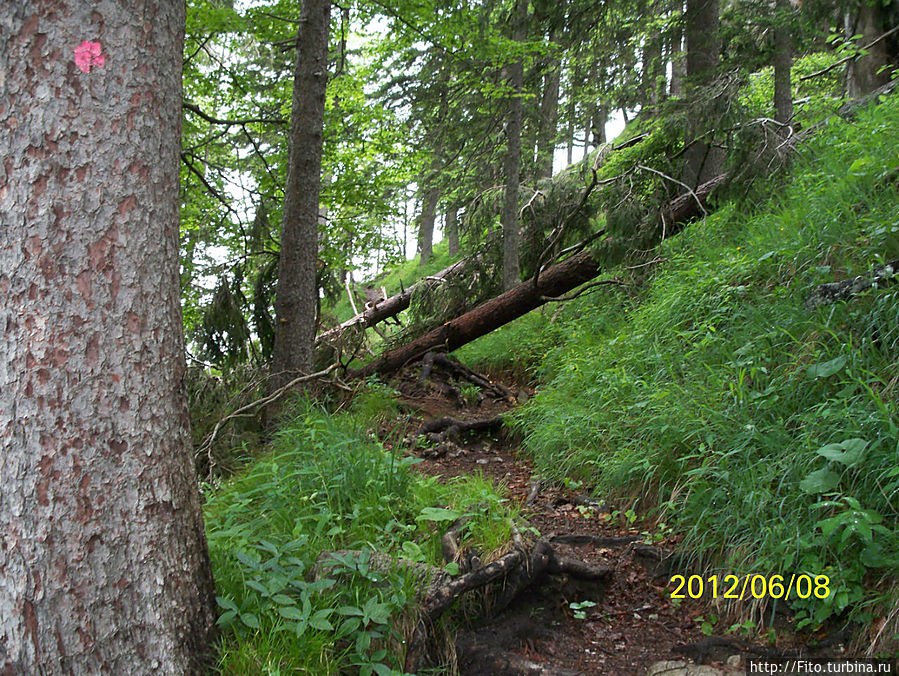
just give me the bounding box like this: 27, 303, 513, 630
376, 361, 748, 676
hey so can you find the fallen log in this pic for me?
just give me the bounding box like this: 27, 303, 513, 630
805, 258, 899, 309
353, 173, 727, 377
316, 257, 470, 346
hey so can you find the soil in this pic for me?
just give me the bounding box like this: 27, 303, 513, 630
376, 363, 739, 676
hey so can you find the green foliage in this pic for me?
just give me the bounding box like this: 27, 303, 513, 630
477, 92, 899, 632
205, 399, 518, 672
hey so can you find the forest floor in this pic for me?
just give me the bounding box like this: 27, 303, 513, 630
373, 362, 747, 676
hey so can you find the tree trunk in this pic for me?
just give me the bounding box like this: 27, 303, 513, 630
0, 3, 216, 672
845, 1, 898, 98
502, 0, 526, 291
536, 47, 561, 181
683, 0, 723, 187
271, 0, 332, 391
446, 204, 460, 256
417, 180, 440, 266
592, 105, 608, 147
669, 10, 686, 97
355, 173, 727, 377
642, 33, 664, 110
773, 0, 793, 127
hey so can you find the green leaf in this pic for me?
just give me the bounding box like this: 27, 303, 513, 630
800, 468, 840, 494
363, 597, 392, 625
216, 596, 239, 612
216, 610, 237, 627
402, 541, 424, 560
245, 579, 269, 595
235, 550, 261, 569
806, 356, 846, 379
271, 594, 296, 606
278, 605, 305, 620
416, 506, 463, 522
860, 543, 888, 568
337, 605, 364, 616
309, 615, 334, 631
239, 612, 260, 629
371, 662, 395, 676
816, 439, 868, 467
444, 561, 460, 575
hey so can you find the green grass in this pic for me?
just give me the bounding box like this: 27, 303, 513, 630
464, 91, 899, 642
204, 389, 517, 674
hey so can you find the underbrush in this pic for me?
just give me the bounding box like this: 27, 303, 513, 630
486, 92, 899, 645
204, 390, 517, 674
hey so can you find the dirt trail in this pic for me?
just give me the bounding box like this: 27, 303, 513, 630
379, 363, 746, 676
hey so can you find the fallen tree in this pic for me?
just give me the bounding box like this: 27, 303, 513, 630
316, 257, 471, 347
353, 172, 728, 377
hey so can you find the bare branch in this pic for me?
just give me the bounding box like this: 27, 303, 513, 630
799, 25, 899, 82
183, 101, 287, 127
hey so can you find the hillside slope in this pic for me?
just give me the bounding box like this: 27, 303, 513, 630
460, 91, 899, 648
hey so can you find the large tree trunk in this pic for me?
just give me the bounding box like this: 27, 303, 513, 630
642, 32, 664, 110
446, 204, 460, 256
502, 0, 526, 291
773, 0, 793, 127
271, 0, 332, 390
536, 44, 561, 181
845, 0, 898, 98
417, 179, 440, 266
355, 173, 727, 377
669, 9, 686, 97
0, 3, 216, 672
683, 0, 723, 187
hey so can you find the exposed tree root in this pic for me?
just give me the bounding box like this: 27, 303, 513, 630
417, 415, 506, 444
419, 351, 516, 402
399, 529, 614, 673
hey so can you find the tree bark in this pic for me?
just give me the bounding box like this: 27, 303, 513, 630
417, 180, 440, 266
592, 105, 608, 147
0, 3, 216, 672
683, 0, 723, 187
446, 204, 460, 256
536, 45, 561, 181
845, 1, 898, 98
354, 173, 727, 377
502, 0, 526, 291
773, 0, 793, 127
669, 8, 686, 97
643, 33, 664, 110
271, 0, 331, 391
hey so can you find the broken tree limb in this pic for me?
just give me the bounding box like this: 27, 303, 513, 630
316, 257, 470, 346
353, 173, 727, 378
420, 352, 515, 401
805, 258, 899, 309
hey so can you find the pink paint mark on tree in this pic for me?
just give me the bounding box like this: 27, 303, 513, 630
74, 41, 105, 73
